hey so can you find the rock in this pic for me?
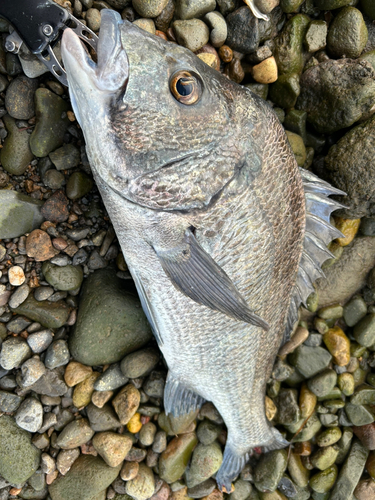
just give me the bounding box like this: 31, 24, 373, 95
26, 230, 56, 262
41, 190, 69, 223
139, 422, 157, 446
310, 446, 339, 471
126, 463, 155, 500
275, 388, 300, 425
197, 420, 221, 445
55, 418, 94, 449
322, 327, 350, 366
335, 217, 361, 247
327, 7, 367, 59
285, 131, 306, 167
27, 329, 54, 353
173, 20, 210, 52
45, 340, 70, 369
64, 361, 92, 387
338, 372, 355, 397
0, 415, 40, 485
0, 190, 43, 239
93, 432, 133, 467
354, 314, 375, 347
112, 384, 140, 425
95, 363, 128, 391
353, 423, 375, 449
153, 431, 167, 453
186, 442, 223, 487
73, 372, 100, 408
9, 284, 30, 310
288, 345, 331, 378
12, 295, 70, 329
329, 440, 369, 500
344, 295, 367, 327
0, 390, 22, 412
143, 371, 165, 398
175, 0, 215, 19
92, 390, 113, 408
345, 403, 374, 426
296, 59, 375, 134
315, 0, 355, 7
1, 115, 34, 175
225, 7, 259, 54
49, 455, 121, 500
351, 384, 375, 405
309, 464, 338, 493
269, 73, 300, 109
28, 368, 68, 397
252, 56, 278, 85
120, 348, 159, 379
20, 357, 46, 387
254, 449, 288, 492
274, 14, 310, 76
8, 266, 25, 287
29, 88, 69, 157
314, 237, 375, 307
304, 20, 327, 53
69, 268, 152, 366
159, 432, 198, 483
56, 448, 80, 476
86, 403, 122, 432
42, 262, 83, 292
360, 216, 375, 235
66, 171, 93, 200
43, 169, 65, 190
15, 398, 43, 433
286, 412, 322, 442
204, 12, 227, 48
278, 327, 309, 357
5, 75, 38, 120
354, 478, 375, 500
0, 336, 31, 370
133, 0, 168, 17
133, 19, 156, 35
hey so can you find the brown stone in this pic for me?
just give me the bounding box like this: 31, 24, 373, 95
218, 45, 233, 63
293, 441, 311, 456
150, 481, 171, 500
353, 424, 375, 450
354, 477, 375, 500
92, 390, 113, 408
252, 56, 278, 84
112, 384, 141, 425
121, 460, 139, 481
92, 431, 133, 467
64, 361, 93, 387
52, 237, 68, 251
156, 30, 168, 41
299, 382, 317, 419
279, 327, 309, 357
196, 45, 220, 71
323, 326, 351, 366
73, 372, 100, 408
41, 190, 69, 223
26, 230, 57, 261
366, 451, 375, 479
225, 58, 245, 84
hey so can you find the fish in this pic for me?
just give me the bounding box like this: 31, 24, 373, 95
61, 9, 345, 489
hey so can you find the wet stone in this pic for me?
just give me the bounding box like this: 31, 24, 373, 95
288, 345, 332, 378
42, 262, 83, 292
5, 75, 38, 120
275, 388, 300, 425
73, 372, 100, 408
287, 452, 310, 488
338, 373, 355, 396
173, 20, 210, 52
285, 131, 306, 167
27, 329, 53, 353
112, 384, 141, 425
41, 190, 69, 224
9, 283, 30, 309
56, 418, 94, 449
351, 384, 375, 405
0, 390, 22, 412
309, 465, 338, 494
12, 295, 70, 329
125, 463, 155, 500
1, 115, 34, 175
225, 7, 259, 54
20, 357, 46, 387
159, 432, 198, 484
305, 20, 327, 53
354, 314, 375, 347
311, 446, 338, 471
327, 7, 368, 59
86, 403, 122, 432
0, 336, 31, 370
0, 190, 43, 240
345, 403, 374, 426
15, 398, 43, 432
95, 363, 128, 391
186, 442, 223, 487
254, 449, 288, 492
269, 73, 300, 109
287, 412, 322, 442
120, 347, 160, 379
45, 340, 70, 369
344, 296, 367, 327
274, 14, 310, 76
43, 169, 65, 190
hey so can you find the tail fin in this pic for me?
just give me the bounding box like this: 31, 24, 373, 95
262, 427, 289, 453
215, 446, 250, 492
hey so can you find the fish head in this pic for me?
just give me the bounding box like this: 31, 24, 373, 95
61, 9, 267, 211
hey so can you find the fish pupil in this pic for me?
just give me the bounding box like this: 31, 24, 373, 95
177, 78, 193, 96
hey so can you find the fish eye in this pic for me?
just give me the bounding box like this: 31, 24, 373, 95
170, 71, 202, 105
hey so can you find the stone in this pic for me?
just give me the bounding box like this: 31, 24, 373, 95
153, 431, 167, 453
112, 384, 141, 425
49, 455, 121, 500
121, 348, 159, 379
338, 373, 355, 397
296, 59, 375, 134
159, 432, 198, 483
315, 0, 355, 7
353, 423, 375, 450
354, 314, 375, 347
133, 0, 168, 17
1, 115, 34, 175
327, 7, 367, 59
309, 465, 338, 494
93, 432, 133, 467
86, 403, 122, 432
41, 191, 69, 223
70, 268, 152, 366
288, 345, 332, 378
56, 419, 94, 449
0, 190, 43, 240
322, 327, 350, 366
286, 412, 322, 442
92, 390, 113, 408
29, 89, 69, 157
254, 449, 288, 492
310, 446, 338, 471
176, 0, 215, 20
28, 368, 68, 397
42, 262, 83, 292
204, 12, 227, 48
304, 20, 327, 53
344, 295, 367, 327
27, 329, 54, 353
287, 452, 310, 488
12, 295, 70, 329
0, 415, 40, 485
127, 413, 142, 435
173, 20, 210, 52
73, 372, 100, 408
126, 463, 155, 500
225, 7, 259, 54
354, 478, 375, 500
9, 284, 29, 309
45, 340, 70, 369
0, 336, 31, 370
346, 402, 374, 426
133, 19, 156, 35
299, 382, 317, 419
0, 390, 22, 412
21, 357, 46, 387
15, 397, 43, 433
95, 363, 128, 391
285, 131, 306, 167
56, 449, 80, 476
278, 327, 309, 357
143, 371, 165, 398
275, 388, 300, 425
252, 56, 278, 85
269, 73, 300, 109
66, 171, 93, 200
186, 442, 222, 487
5, 75, 38, 120
26, 230, 56, 262
140, 422, 157, 446
274, 14, 310, 76
351, 384, 375, 405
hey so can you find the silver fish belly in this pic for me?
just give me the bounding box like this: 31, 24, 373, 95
61, 9, 345, 489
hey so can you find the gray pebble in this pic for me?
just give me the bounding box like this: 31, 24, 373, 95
6, 316, 32, 334
173, 19, 210, 52
15, 397, 43, 432
188, 478, 216, 498
43, 169, 65, 189
34, 286, 54, 301
304, 332, 323, 347
88, 249, 107, 270
176, 0, 216, 20
204, 11, 227, 47
152, 430, 167, 453
86, 8, 101, 31
49, 255, 71, 267
5, 75, 38, 120
0, 375, 17, 390
41, 453, 56, 474
0, 389, 22, 412
28, 368, 68, 397
56, 448, 80, 475
120, 347, 160, 379
49, 143, 81, 171
45, 340, 70, 369
196, 419, 221, 445
27, 329, 54, 353
143, 371, 165, 399
94, 363, 128, 391
72, 248, 88, 266
8, 283, 30, 309
139, 421, 157, 446
38, 412, 58, 434
0, 336, 31, 370
20, 356, 46, 387
66, 228, 90, 241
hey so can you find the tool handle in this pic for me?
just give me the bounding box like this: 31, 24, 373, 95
0, 0, 68, 53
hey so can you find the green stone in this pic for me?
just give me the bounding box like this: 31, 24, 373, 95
11, 295, 70, 329
316, 427, 342, 447
274, 14, 310, 76
49, 144, 81, 171
280, 0, 304, 14
254, 449, 288, 492
307, 369, 337, 398
69, 268, 152, 366
287, 453, 310, 488
311, 493, 330, 500
159, 432, 198, 484
288, 345, 332, 378
310, 465, 338, 493
158, 410, 198, 436
284, 109, 307, 143
49, 455, 121, 500
269, 73, 300, 109
311, 446, 339, 471
338, 373, 355, 397
66, 172, 94, 200
305, 291, 318, 312
344, 295, 367, 327
345, 402, 374, 426
315, 0, 355, 8
285, 412, 322, 442
0, 415, 40, 485
29, 88, 69, 157
354, 314, 375, 347
329, 440, 369, 500
317, 304, 343, 320
314, 317, 329, 335
244, 83, 269, 100
353, 367, 369, 387
186, 442, 223, 487
336, 428, 353, 464
42, 262, 83, 291
327, 7, 367, 59
304, 20, 327, 53
350, 384, 375, 405
322, 399, 345, 411
359, 50, 375, 72
0, 190, 43, 239
285, 131, 306, 167
361, 0, 375, 20
367, 373, 375, 387
1, 115, 34, 175
284, 368, 305, 388
351, 342, 367, 357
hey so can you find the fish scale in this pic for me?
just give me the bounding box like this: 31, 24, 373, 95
61, 9, 346, 490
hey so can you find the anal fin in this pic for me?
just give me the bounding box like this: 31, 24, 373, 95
164, 372, 205, 418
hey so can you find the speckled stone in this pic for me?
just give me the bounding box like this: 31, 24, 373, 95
0, 336, 31, 370
55, 418, 95, 449
173, 20, 210, 52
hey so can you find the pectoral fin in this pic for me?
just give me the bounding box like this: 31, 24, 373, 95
155, 229, 269, 330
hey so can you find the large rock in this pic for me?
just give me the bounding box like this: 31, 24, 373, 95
296, 58, 375, 133
324, 114, 375, 218
48, 455, 121, 500
1, 115, 34, 175
315, 237, 375, 308
0, 415, 40, 485
70, 268, 152, 366
0, 190, 43, 239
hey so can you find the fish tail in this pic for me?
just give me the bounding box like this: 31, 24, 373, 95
262, 426, 289, 453
215, 445, 250, 492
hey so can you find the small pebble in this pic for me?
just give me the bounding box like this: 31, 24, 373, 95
93, 431, 133, 467
45, 339, 70, 369
27, 329, 54, 353
8, 266, 25, 286
15, 397, 43, 432
20, 356, 46, 387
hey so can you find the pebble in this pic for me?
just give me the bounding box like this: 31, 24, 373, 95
276, 388, 300, 425
44, 169, 66, 189
27, 329, 54, 353
121, 460, 139, 481
41, 453, 56, 474
15, 397, 43, 432
56, 448, 80, 475
159, 432, 198, 483
5, 75, 38, 120
9, 283, 30, 309
0, 336, 31, 370
353, 423, 375, 450
42, 262, 83, 291
55, 418, 95, 449
299, 382, 317, 419
351, 384, 375, 405
289, 345, 332, 378
311, 445, 339, 471
0, 190, 44, 240
143, 371, 165, 398
26, 229, 56, 262
92, 389, 113, 408
0, 390, 22, 412
66, 171, 94, 200
139, 421, 157, 446
175, 0, 215, 20
305, 20, 327, 52
252, 56, 278, 84
28, 368, 68, 397
225, 7, 259, 54
328, 7, 368, 59
41, 190, 69, 223
1, 115, 34, 175
354, 477, 375, 500
133, 19, 156, 34
204, 11, 227, 47
354, 314, 375, 347
344, 295, 367, 327
121, 348, 159, 379
133, 0, 168, 17
274, 13, 310, 76
345, 403, 374, 426
173, 20, 210, 52
197, 420, 221, 445
95, 363, 129, 391
112, 384, 141, 425
187, 442, 223, 487
0, 415, 40, 485
322, 327, 350, 366
86, 403, 122, 432
287, 452, 309, 487
269, 72, 300, 109
285, 131, 306, 167
49, 455, 121, 500
45, 340, 70, 369
93, 431, 133, 467
188, 478, 216, 498
287, 412, 322, 442
153, 430, 167, 453
338, 372, 355, 396
254, 449, 288, 492
12, 291, 69, 331
73, 371, 100, 408
126, 463, 155, 500
309, 464, 338, 493
20, 356, 46, 387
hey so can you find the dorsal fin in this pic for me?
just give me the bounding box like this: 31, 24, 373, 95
282, 169, 346, 344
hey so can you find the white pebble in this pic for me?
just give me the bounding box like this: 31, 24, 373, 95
8, 266, 25, 286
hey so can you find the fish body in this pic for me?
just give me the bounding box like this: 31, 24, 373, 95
61, 10, 344, 489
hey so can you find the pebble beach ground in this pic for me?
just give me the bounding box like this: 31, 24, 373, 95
0, 0, 375, 499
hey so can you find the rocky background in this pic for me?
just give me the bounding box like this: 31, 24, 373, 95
0, 0, 375, 499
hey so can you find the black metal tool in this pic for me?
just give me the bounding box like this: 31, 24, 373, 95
0, 0, 98, 86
